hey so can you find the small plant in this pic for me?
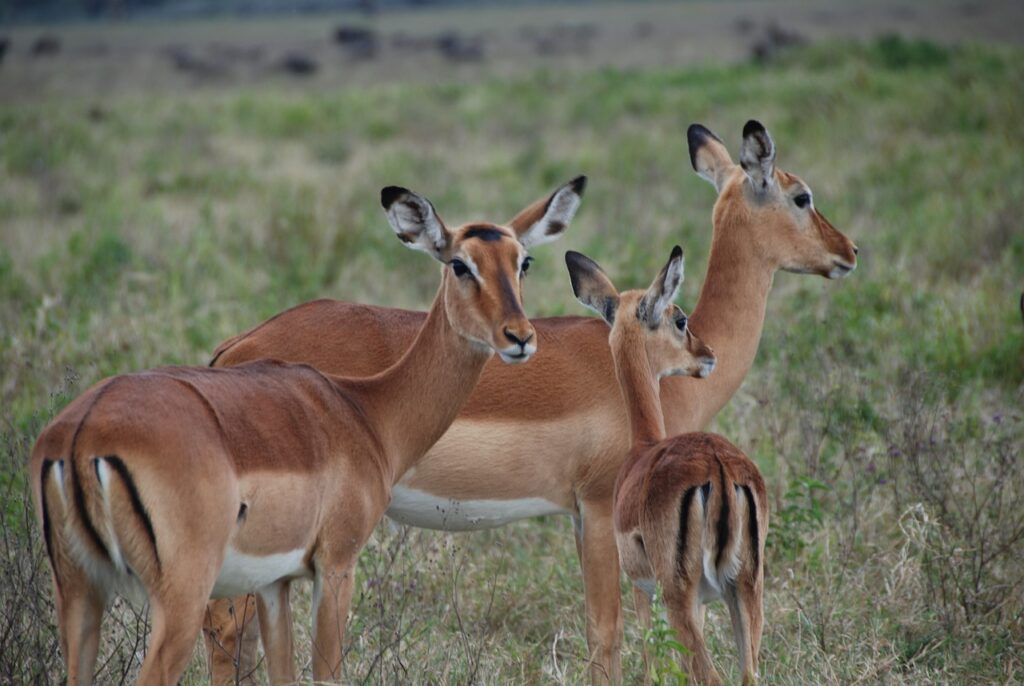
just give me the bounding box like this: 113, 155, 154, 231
642, 589, 690, 686
774, 476, 830, 559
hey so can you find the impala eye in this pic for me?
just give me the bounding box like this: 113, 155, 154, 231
675, 314, 688, 332
450, 259, 471, 278
794, 192, 812, 209
520, 256, 534, 276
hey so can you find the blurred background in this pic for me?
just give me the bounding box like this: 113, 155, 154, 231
1, 1, 1022, 683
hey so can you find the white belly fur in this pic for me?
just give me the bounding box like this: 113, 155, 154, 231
212, 548, 309, 597
387, 486, 569, 531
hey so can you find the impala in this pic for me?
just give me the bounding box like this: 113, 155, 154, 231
30, 178, 585, 685
205, 121, 857, 684
567, 247, 767, 686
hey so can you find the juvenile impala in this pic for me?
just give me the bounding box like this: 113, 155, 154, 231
206, 121, 856, 685
567, 247, 767, 686
30, 179, 585, 685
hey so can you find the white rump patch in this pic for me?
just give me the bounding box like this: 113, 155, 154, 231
387, 486, 568, 531
213, 548, 309, 598
94, 458, 127, 574
51, 460, 67, 507
702, 549, 722, 597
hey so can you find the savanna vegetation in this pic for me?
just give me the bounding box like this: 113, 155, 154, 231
1, 30, 1022, 684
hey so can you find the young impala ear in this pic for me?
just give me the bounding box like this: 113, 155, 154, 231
381, 186, 453, 261
688, 124, 732, 193
739, 119, 776, 193
565, 250, 619, 325
508, 175, 586, 248
637, 246, 685, 328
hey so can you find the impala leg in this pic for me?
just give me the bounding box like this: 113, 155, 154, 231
256, 581, 296, 685
632, 584, 653, 686
664, 586, 720, 686
204, 595, 261, 685
137, 587, 210, 686
572, 506, 584, 564
580, 498, 624, 685
749, 577, 764, 678
54, 573, 105, 686
725, 578, 763, 686
311, 562, 356, 683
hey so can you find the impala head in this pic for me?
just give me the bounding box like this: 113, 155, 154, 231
688, 120, 858, 279
382, 176, 586, 364
565, 246, 716, 379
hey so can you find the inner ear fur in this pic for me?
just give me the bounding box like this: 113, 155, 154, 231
565, 250, 619, 325
508, 176, 586, 248
688, 124, 733, 192
637, 245, 685, 328
381, 186, 453, 261
739, 119, 777, 193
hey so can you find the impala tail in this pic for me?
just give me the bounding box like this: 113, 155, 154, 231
672, 448, 761, 595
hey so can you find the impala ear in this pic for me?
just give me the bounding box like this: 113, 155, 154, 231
637, 246, 685, 328
688, 124, 732, 193
565, 250, 619, 326
508, 175, 586, 248
381, 186, 453, 261
739, 119, 776, 193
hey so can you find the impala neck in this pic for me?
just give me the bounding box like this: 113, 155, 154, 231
662, 203, 775, 432
612, 332, 667, 449
353, 274, 492, 483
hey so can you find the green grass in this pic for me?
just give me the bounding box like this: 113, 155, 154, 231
1, 36, 1022, 684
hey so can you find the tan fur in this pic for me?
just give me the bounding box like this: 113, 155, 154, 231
205, 123, 857, 685
29, 180, 585, 685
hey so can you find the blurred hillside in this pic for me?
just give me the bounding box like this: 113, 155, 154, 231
5, 0, 532, 24
2, 1, 1024, 103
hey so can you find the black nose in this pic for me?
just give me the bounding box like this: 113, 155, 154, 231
504, 329, 533, 347
853, 245, 860, 256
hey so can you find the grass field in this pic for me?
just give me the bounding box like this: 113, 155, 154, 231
1, 13, 1023, 685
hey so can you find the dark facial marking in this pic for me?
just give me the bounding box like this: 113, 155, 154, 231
463, 225, 507, 242
495, 269, 523, 319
